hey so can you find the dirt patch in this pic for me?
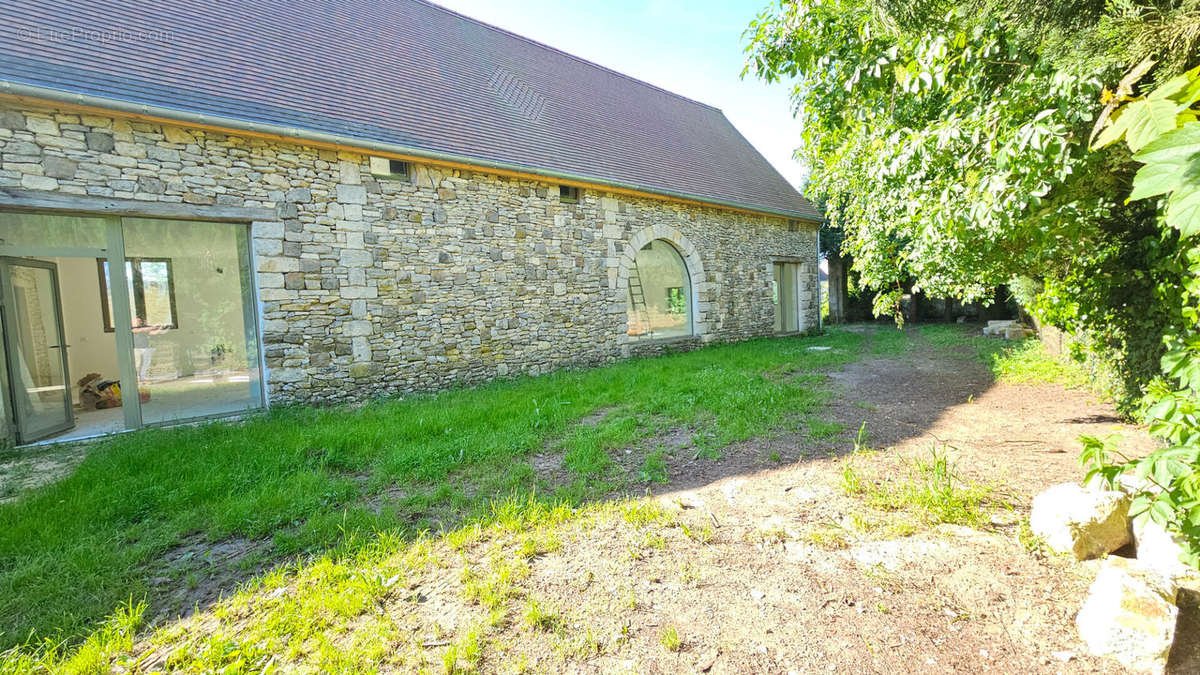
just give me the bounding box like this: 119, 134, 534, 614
472, 327, 1154, 671
0, 444, 88, 504
822, 331, 1154, 500
146, 534, 273, 625
579, 407, 616, 427
530, 450, 571, 487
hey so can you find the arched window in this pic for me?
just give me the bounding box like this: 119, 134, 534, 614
627, 239, 691, 340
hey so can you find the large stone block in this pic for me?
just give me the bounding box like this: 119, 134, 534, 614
339, 161, 361, 185
343, 320, 373, 337
1134, 512, 1194, 580
337, 183, 367, 204
252, 220, 285, 239
285, 187, 312, 203
340, 286, 377, 299
162, 126, 194, 145
113, 141, 146, 158
0, 111, 25, 130
256, 256, 300, 273
1077, 556, 1178, 673
339, 248, 373, 268
269, 368, 308, 383
24, 116, 58, 135
20, 175, 57, 191
42, 156, 77, 179
1030, 483, 1130, 560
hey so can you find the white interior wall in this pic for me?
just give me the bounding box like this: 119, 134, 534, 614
30, 220, 249, 402
50, 257, 119, 393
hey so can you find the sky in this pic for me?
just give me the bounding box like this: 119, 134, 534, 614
431, 0, 808, 188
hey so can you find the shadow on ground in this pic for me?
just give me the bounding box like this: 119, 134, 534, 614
0, 323, 1163, 669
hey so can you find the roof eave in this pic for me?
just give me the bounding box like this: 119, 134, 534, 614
0, 80, 821, 222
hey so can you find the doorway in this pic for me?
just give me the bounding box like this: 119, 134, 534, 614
0, 211, 265, 445
773, 261, 802, 333
0, 258, 74, 442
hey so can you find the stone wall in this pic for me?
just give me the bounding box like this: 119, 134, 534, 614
0, 101, 819, 405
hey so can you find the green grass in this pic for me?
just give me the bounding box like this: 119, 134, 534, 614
840, 446, 1000, 529
918, 325, 1090, 389
987, 340, 1091, 388
659, 625, 681, 652
522, 597, 559, 631
0, 330, 864, 653
870, 327, 911, 355
638, 447, 670, 484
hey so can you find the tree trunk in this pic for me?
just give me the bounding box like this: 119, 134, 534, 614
826, 256, 849, 324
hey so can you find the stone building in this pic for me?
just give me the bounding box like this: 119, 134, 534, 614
0, 0, 820, 444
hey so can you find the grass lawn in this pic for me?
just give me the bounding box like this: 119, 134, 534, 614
0, 330, 867, 659
1, 325, 1096, 673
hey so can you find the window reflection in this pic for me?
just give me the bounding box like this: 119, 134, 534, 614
627, 240, 691, 340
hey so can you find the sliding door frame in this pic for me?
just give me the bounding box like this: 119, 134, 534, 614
0, 256, 75, 442
0, 198, 269, 445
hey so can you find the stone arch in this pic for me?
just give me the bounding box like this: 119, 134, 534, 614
615, 224, 710, 341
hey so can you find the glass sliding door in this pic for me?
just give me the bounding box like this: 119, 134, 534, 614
0, 258, 74, 442
120, 218, 262, 425
0, 213, 116, 444
1, 211, 263, 444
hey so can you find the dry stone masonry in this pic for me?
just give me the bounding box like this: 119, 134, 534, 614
0, 102, 819, 405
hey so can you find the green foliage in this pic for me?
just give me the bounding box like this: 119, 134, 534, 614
1082, 64, 1200, 570
745, 1, 1187, 404
746, 1, 1123, 317
746, 0, 1200, 566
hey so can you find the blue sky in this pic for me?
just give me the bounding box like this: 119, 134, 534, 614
432, 0, 808, 187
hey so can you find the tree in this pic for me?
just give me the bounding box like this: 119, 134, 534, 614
745, 0, 1200, 565
745, 0, 1197, 403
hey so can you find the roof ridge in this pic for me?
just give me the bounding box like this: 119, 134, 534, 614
413, 0, 722, 113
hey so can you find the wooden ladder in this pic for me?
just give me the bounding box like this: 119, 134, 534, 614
628, 260, 651, 335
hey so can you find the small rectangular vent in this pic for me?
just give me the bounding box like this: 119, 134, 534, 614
370, 156, 409, 178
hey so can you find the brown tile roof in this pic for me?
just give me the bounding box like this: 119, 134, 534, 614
0, 0, 820, 219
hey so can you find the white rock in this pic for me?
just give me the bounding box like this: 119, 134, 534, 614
1004, 325, 1032, 340
1076, 556, 1178, 673
1134, 512, 1193, 580
983, 320, 1017, 336
1030, 483, 1131, 560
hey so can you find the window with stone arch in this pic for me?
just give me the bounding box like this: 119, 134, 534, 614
627, 239, 692, 340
